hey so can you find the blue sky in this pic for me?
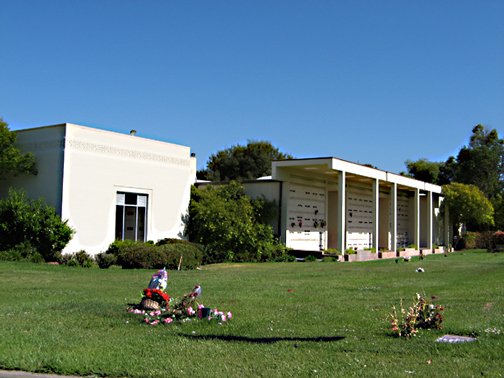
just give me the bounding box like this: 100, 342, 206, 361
1, 0, 503, 174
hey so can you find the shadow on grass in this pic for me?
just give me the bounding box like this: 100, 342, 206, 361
178, 334, 345, 343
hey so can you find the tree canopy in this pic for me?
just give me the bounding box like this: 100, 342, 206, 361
0, 118, 37, 179
441, 183, 494, 231
197, 140, 293, 181
404, 125, 504, 230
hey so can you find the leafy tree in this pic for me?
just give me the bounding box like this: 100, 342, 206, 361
197, 140, 293, 181
453, 125, 504, 200
441, 183, 494, 232
0, 188, 74, 262
186, 181, 284, 263
0, 118, 37, 179
402, 158, 443, 184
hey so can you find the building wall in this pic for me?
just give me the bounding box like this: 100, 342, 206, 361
1, 124, 195, 256
0, 125, 66, 213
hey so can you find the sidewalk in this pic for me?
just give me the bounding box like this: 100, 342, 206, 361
0, 371, 82, 378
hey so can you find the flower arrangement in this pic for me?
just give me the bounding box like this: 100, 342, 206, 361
381, 293, 444, 339
128, 284, 232, 325
143, 288, 170, 304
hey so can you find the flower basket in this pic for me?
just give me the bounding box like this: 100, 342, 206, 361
141, 297, 161, 310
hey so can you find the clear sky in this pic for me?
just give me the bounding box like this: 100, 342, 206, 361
1, 0, 503, 175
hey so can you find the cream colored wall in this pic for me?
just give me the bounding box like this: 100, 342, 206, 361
0, 125, 66, 213
61, 124, 194, 255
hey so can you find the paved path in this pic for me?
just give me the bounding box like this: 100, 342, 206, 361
0, 371, 82, 378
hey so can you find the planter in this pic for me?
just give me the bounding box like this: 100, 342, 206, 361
433, 248, 443, 254
344, 254, 357, 262
356, 250, 378, 261
379, 251, 396, 259
404, 248, 417, 254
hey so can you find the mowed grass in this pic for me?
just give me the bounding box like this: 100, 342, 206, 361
0, 251, 503, 377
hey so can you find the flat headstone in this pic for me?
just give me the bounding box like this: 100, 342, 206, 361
435, 335, 477, 343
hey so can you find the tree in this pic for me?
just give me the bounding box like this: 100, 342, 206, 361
197, 140, 293, 181
402, 158, 443, 184
186, 182, 284, 263
0, 188, 74, 262
453, 125, 504, 200
441, 183, 494, 232
0, 118, 37, 179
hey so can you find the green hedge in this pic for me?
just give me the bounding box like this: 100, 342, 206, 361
101, 239, 203, 270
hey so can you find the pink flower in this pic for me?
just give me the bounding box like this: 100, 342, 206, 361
134, 309, 141, 314
188, 307, 195, 315
392, 327, 398, 331
149, 311, 155, 317
164, 318, 173, 324
144, 318, 149, 323
221, 315, 227, 322
155, 310, 161, 316
198, 304, 205, 309
227, 312, 232, 319
150, 320, 159, 325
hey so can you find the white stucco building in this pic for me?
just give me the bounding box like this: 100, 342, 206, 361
0, 124, 196, 255
207, 158, 449, 255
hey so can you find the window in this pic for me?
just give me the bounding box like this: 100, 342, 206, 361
116, 192, 147, 242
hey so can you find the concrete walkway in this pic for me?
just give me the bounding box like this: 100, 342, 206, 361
0, 371, 82, 378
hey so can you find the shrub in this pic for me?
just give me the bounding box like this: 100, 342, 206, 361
158, 243, 203, 270
345, 248, 356, 255
95, 253, 118, 269
60, 251, 94, 267
460, 231, 493, 250
324, 248, 340, 255
364, 247, 376, 253
305, 255, 317, 261
260, 243, 291, 262
407, 244, 418, 250
186, 182, 279, 263
0, 188, 74, 262
275, 254, 296, 262
492, 231, 504, 246
107, 240, 203, 270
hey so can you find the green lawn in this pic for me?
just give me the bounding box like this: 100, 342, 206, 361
0, 250, 503, 377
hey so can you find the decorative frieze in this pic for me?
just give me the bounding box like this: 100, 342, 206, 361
18, 138, 190, 167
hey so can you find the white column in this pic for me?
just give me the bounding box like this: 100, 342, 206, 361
391, 183, 397, 252
427, 191, 433, 250
414, 188, 420, 248
338, 171, 346, 255
373, 179, 379, 252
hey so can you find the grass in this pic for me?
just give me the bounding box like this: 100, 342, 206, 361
0, 250, 503, 377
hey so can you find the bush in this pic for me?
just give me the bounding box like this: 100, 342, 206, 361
60, 251, 94, 268
492, 231, 504, 247
407, 244, 418, 250
95, 253, 118, 269
106, 240, 203, 270
459, 231, 493, 250
345, 248, 356, 255
275, 254, 296, 262
186, 182, 280, 263
158, 243, 203, 270
0, 188, 74, 262
305, 255, 317, 261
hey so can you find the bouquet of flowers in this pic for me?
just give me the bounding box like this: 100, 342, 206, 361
127, 284, 233, 325
381, 293, 444, 339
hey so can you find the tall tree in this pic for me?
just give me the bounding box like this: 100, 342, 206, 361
197, 140, 293, 181
442, 183, 494, 232
453, 125, 504, 200
0, 118, 37, 179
